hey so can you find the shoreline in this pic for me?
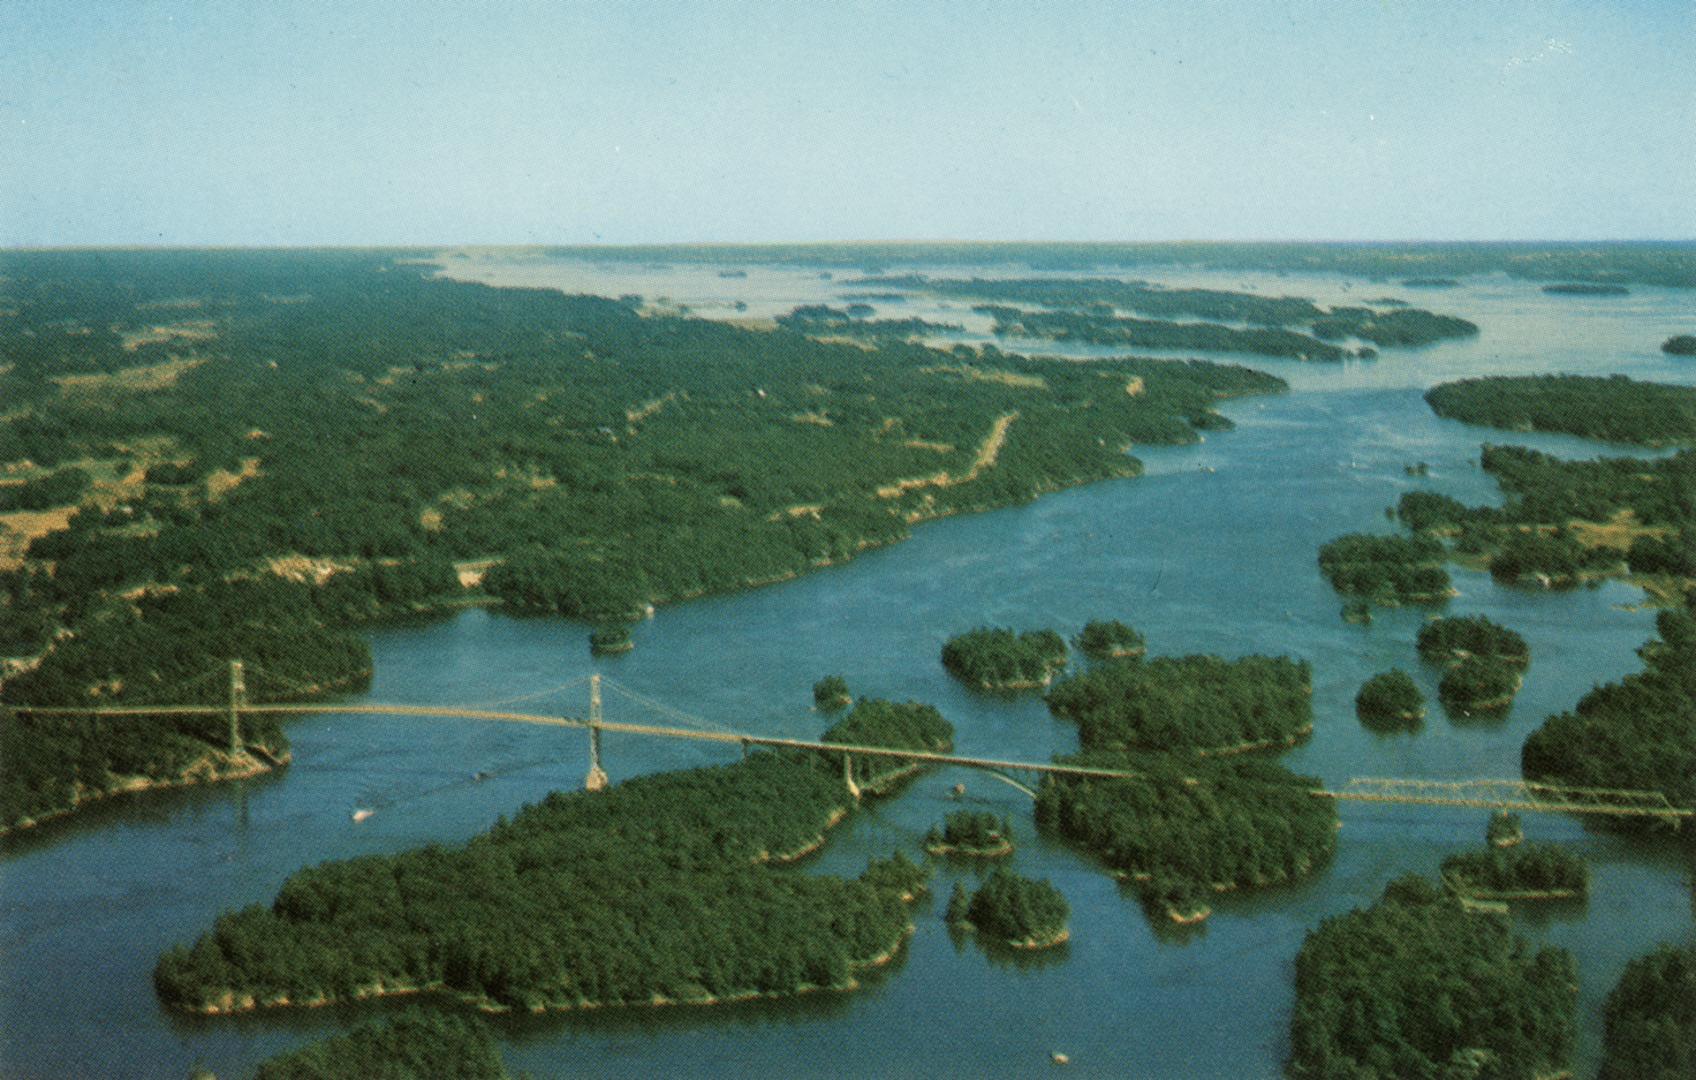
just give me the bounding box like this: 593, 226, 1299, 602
1, 748, 289, 838
183, 925, 917, 1018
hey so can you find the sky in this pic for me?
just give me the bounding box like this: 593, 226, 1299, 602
2, 0, 1692, 246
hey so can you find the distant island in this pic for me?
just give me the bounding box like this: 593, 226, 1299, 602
1664, 334, 1696, 356
1419, 615, 1530, 716
1073, 619, 1146, 661
1440, 842, 1588, 901
1425, 374, 1696, 446
1542, 282, 1629, 295
1318, 533, 1452, 606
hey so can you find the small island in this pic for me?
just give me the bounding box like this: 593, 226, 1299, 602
812, 674, 852, 711
1318, 532, 1452, 606
1073, 619, 1146, 661
1486, 809, 1523, 849
1440, 842, 1588, 901
1542, 282, 1629, 295
941, 627, 1069, 690
1599, 943, 1696, 1080
1663, 334, 1696, 356
588, 624, 633, 655
1416, 615, 1530, 669
823, 697, 955, 795
925, 810, 1014, 857
1438, 655, 1523, 716
1355, 669, 1425, 727
948, 868, 1070, 949
1046, 648, 1312, 754
1401, 277, 1460, 288
1287, 875, 1577, 1080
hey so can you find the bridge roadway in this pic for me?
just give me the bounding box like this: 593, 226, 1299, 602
9, 700, 1692, 820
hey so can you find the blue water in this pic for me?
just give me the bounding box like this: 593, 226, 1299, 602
2, 266, 1693, 1078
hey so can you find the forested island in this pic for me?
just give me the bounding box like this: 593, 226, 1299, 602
1487, 810, 1524, 849
1522, 604, 1696, 820
1664, 334, 1696, 356
947, 868, 1070, 949
1036, 753, 1337, 909
0, 249, 1288, 832
154, 701, 951, 1015
1598, 943, 1696, 1080
1419, 615, 1530, 716
775, 304, 962, 342
940, 627, 1068, 689
1045, 650, 1312, 754
1416, 615, 1530, 668
1073, 619, 1145, 660
1440, 842, 1587, 900
1425, 374, 1696, 446
822, 697, 954, 795
1354, 669, 1425, 727
1287, 875, 1577, 1079
925, 810, 1014, 857
252, 1009, 509, 1080
974, 304, 1364, 362
812, 674, 851, 711
1317, 533, 1452, 605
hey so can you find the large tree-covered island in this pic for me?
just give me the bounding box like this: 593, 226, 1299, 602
154, 704, 952, 1015
940, 626, 1068, 689
0, 249, 1291, 833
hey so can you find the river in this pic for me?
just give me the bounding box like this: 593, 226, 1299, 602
2, 256, 1692, 1078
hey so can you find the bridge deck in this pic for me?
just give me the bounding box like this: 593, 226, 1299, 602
7, 701, 1690, 819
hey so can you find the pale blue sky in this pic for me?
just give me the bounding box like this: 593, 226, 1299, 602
2, 0, 1692, 245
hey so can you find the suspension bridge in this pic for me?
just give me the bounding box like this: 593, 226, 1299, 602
5, 659, 1690, 823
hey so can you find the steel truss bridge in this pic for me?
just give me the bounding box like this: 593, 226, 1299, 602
6, 661, 1690, 824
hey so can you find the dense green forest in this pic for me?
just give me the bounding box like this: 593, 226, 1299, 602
1598, 943, 1696, 1080
925, 809, 1013, 856
956, 868, 1070, 948
1437, 656, 1523, 716
1073, 619, 1145, 660
812, 674, 851, 711
820, 697, 954, 794
973, 304, 1362, 362
1425, 375, 1696, 446
1035, 752, 1337, 900
154, 740, 930, 1014
1354, 669, 1424, 727
1522, 604, 1696, 817
1287, 875, 1577, 1079
939, 627, 1068, 689
251, 1009, 509, 1080
542, 241, 1696, 288
774, 304, 962, 341
0, 249, 1285, 830
1317, 533, 1452, 605
1439, 842, 1588, 898
1046, 651, 1312, 753
1416, 615, 1529, 668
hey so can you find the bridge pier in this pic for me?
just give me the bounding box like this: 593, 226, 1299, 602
227, 660, 245, 755
585, 674, 608, 792
842, 751, 860, 800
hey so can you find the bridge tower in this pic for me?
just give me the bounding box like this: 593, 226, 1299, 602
842, 751, 860, 800
227, 660, 245, 755
585, 673, 609, 792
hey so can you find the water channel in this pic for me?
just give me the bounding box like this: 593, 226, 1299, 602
2, 258, 1692, 1077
